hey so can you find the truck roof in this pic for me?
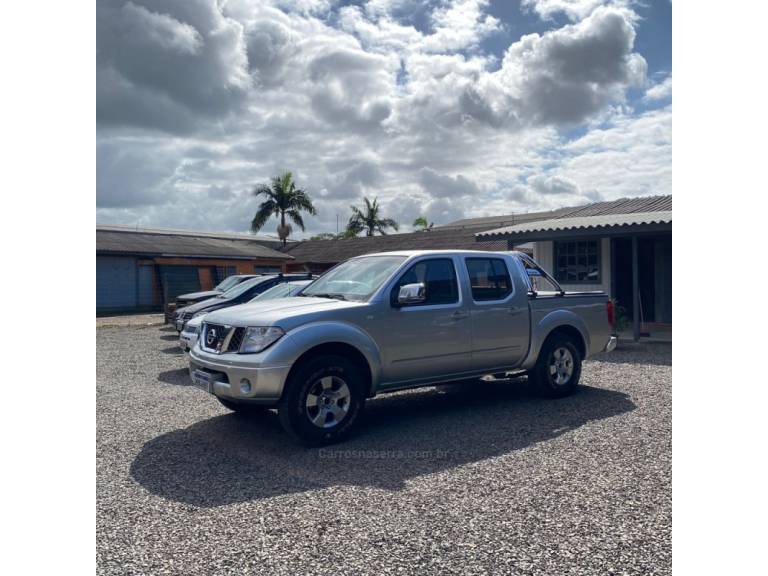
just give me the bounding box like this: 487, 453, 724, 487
351, 249, 525, 258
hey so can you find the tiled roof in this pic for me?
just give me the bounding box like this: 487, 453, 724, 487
477, 210, 672, 238
280, 228, 509, 264
96, 223, 289, 245
281, 195, 671, 264
96, 227, 293, 260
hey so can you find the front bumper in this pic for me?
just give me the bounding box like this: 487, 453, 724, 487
179, 330, 197, 353
188, 346, 290, 405
604, 335, 618, 352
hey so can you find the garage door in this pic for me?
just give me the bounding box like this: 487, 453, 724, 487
97, 256, 137, 311
137, 265, 155, 308
159, 266, 201, 304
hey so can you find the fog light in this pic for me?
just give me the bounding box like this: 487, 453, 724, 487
240, 379, 252, 394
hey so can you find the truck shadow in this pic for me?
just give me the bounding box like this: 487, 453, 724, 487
130, 381, 635, 507
157, 368, 191, 386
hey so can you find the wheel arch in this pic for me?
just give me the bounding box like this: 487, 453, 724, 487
542, 324, 586, 359
522, 310, 590, 369
281, 322, 381, 397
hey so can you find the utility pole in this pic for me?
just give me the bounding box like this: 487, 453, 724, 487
336, 214, 339, 236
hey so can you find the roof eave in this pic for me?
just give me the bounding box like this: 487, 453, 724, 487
478, 221, 672, 242
96, 250, 293, 260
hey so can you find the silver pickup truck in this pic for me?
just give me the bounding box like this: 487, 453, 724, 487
189, 250, 616, 445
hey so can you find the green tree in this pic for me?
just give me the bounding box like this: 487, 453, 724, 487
412, 216, 433, 231
309, 232, 339, 241
250, 172, 316, 245
346, 197, 399, 237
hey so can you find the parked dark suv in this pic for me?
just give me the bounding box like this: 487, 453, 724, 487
174, 273, 313, 332
175, 274, 258, 308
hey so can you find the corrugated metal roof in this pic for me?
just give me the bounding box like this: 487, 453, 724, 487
477, 210, 672, 238
556, 195, 671, 218
441, 195, 671, 230
96, 228, 293, 260
434, 207, 576, 231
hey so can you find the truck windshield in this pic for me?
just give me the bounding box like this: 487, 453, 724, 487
302, 256, 407, 301
219, 277, 266, 298
214, 276, 243, 292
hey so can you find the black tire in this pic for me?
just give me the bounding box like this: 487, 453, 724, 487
216, 397, 267, 415
278, 354, 365, 446
529, 335, 582, 398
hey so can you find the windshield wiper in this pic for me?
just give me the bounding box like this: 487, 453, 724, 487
304, 292, 348, 301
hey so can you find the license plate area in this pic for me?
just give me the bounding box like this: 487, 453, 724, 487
191, 369, 221, 393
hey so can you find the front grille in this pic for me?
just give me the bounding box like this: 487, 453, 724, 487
201, 323, 229, 353
226, 328, 245, 352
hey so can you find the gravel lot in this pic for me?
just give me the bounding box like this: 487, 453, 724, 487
97, 325, 671, 576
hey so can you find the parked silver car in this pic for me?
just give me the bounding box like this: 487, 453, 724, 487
189, 250, 616, 445
179, 280, 314, 352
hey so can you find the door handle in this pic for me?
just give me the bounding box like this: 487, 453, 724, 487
508, 307, 523, 316
451, 311, 469, 320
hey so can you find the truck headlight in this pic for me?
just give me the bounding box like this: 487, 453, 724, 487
240, 326, 285, 353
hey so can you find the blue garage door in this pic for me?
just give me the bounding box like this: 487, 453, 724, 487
137, 265, 155, 307
97, 256, 137, 311
159, 266, 201, 304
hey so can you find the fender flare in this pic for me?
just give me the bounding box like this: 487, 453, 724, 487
266, 321, 383, 393
521, 310, 590, 370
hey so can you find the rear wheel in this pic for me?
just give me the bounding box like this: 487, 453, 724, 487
529, 336, 582, 398
278, 355, 365, 446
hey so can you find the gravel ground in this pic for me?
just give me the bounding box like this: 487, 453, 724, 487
96, 314, 165, 328
97, 326, 671, 575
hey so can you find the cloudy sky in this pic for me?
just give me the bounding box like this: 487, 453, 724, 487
96, 0, 671, 237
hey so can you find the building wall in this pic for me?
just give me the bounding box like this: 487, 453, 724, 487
96, 255, 289, 314
533, 237, 612, 296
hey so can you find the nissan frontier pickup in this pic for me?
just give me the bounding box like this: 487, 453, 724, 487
189, 250, 617, 445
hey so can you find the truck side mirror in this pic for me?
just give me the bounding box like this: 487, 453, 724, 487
397, 282, 426, 305
526, 268, 542, 277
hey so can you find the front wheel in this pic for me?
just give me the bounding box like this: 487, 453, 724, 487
529, 336, 582, 398
278, 355, 365, 446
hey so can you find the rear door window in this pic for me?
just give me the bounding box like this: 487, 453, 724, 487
465, 258, 513, 301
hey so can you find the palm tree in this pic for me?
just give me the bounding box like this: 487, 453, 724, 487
412, 216, 433, 231
250, 172, 316, 245
346, 197, 399, 237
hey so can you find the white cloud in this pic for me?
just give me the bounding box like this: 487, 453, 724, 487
644, 74, 673, 102
522, 0, 635, 22
96, 0, 669, 236
418, 168, 481, 198
97, 0, 252, 131
420, 0, 502, 53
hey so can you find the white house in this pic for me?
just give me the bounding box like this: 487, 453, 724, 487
475, 196, 672, 341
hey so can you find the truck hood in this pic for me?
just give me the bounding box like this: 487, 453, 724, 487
204, 296, 366, 328
182, 296, 229, 314
177, 290, 221, 302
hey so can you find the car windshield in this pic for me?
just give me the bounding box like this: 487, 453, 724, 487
251, 281, 312, 302
214, 276, 243, 292
301, 256, 406, 301
219, 277, 267, 298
